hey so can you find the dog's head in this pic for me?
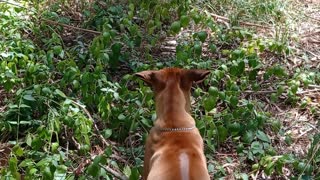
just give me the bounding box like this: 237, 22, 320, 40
135, 68, 210, 112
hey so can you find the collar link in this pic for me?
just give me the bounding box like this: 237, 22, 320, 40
156, 126, 196, 132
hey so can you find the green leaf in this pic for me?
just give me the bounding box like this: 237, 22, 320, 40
112, 42, 122, 54
129, 167, 139, 180
118, 114, 126, 120
87, 164, 100, 177
229, 96, 238, 107
240, 173, 249, 180
170, 21, 181, 34
103, 129, 112, 139
256, 130, 270, 143
20, 104, 31, 108
197, 31, 207, 43
219, 91, 226, 100
192, 14, 201, 24
13, 145, 24, 157
208, 86, 219, 97
238, 61, 245, 75
55, 89, 66, 98
43, 166, 53, 180
251, 141, 264, 154
93, 155, 107, 165
217, 125, 228, 142
23, 94, 35, 101
42, 87, 52, 95
194, 44, 202, 56
243, 131, 254, 143
228, 122, 241, 135
180, 15, 190, 27
203, 96, 217, 112
19, 159, 34, 167
104, 146, 112, 157
123, 165, 131, 177
51, 142, 59, 152
209, 44, 217, 53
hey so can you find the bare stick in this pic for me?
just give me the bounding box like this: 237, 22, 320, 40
302, 30, 320, 38
209, 13, 271, 29
243, 90, 277, 94
71, 100, 110, 146
244, 88, 320, 95
296, 89, 320, 95
99, 164, 128, 180
42, 18, 101, 35
308, 85, 320, 89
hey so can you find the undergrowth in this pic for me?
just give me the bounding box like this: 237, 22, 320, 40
0, 0, 319, 179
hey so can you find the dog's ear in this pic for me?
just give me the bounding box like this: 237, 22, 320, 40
134, 70, 157, 86
185, 69, 210, 84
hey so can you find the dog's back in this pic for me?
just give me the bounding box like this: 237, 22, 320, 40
146, 129, 210, 180
135, 68, 210, 180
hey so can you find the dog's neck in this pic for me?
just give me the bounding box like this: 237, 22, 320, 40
154, 84, 195, 129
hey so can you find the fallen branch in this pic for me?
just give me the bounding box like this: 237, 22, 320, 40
71, 137, 81, 150
297, 89, 320, 95
209, 13, 272, 29
308, 40, 320, 44
71, 100, 110, 146
243, 90, 277, 94
309, 84, 320, 89
302, 30, 320, 38
243, 88, 320, 95
76, 156, 128, 180
42, 18, 101, 35
99, 164, 128, 180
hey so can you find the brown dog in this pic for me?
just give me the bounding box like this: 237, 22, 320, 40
135, 68, 210, 180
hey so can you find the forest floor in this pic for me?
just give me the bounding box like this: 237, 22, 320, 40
215, 1, 320, 178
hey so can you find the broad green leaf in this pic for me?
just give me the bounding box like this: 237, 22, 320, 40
192, 14, 201, 24
228, 122, 241, 135
104, 146, 112, 157
51, 142, 59, 152
123, 165, 131, 177
93, 155, 107, 165
240, 173, 249, 180
243, 131, 254, 143
251, 141, 264, 154
129, 167, 139, 180
180, 15, 190, 27
23, 94, 35, 101
203, 96, 217, 112
208, 86, 219, 97
170, 21, 181, 34
55, 89, 66, 98
87, 164, 100, 177
209, 44, 217, 53
256, 130, 270, 143
103, 129, 112, 139
229, 96, 238, 107
13, 145, 24, 157
217, 126, 228, 142
19, 159, 34, 167
197, 31, 207, 43
194, 44, 202, 56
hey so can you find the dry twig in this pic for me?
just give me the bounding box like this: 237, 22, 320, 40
302, 30, 320, 38
209, 13, 272, 29
71, 100, 110, 147
42, 18, 101, 35
99, 164, 128, 180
